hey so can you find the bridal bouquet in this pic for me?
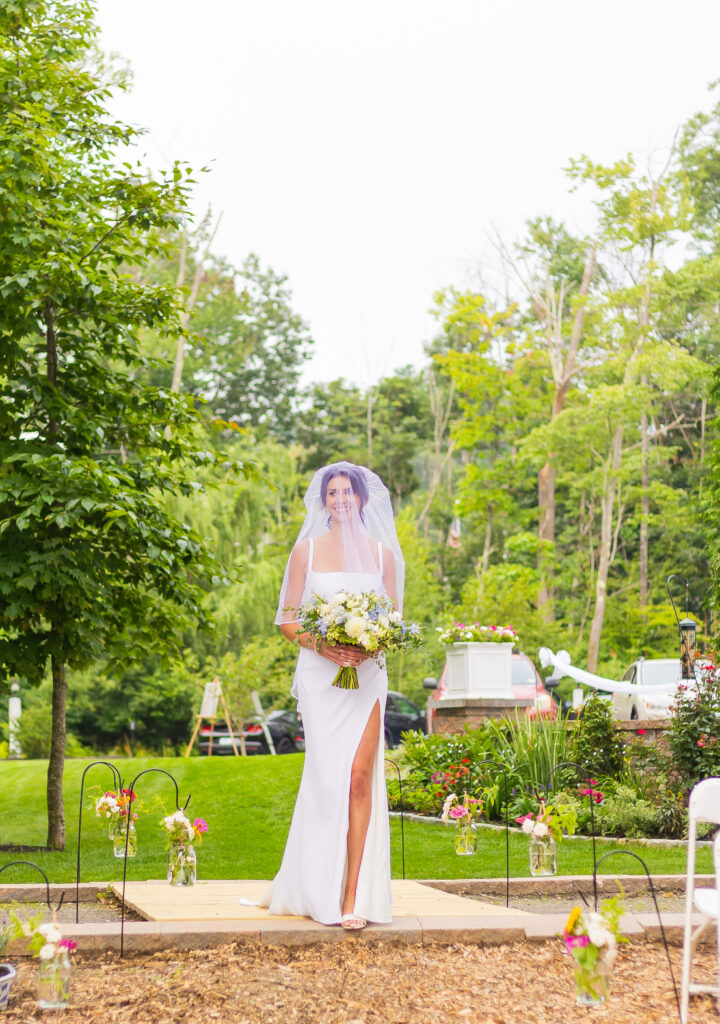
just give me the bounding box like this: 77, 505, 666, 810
296, 589, 422, 689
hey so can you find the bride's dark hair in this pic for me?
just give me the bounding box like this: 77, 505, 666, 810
320, 466, 369, 520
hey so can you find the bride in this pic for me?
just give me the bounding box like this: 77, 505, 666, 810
259, 461, 405, 929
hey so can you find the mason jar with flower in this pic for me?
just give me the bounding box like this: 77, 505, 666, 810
441, 791, 481, 855
95, 791, 121, 839
516, 798, 576, 876
94, 788, 141, 857
11, 909, 77, 1010
563, 897, 626, 1004
161, 810, 208, 886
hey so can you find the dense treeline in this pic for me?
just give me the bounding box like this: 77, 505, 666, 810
3, 2, 720, 767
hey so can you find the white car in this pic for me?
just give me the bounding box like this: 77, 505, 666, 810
612, 658, 689, 721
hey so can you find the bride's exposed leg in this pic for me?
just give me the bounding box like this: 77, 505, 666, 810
342, 700, 380, 921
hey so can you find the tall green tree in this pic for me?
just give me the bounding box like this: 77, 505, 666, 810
510, 218, 599, 617
141, 241, 314, 442
0, 0, 250, 847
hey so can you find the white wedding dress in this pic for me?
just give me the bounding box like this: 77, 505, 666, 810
259, 538, 392, 925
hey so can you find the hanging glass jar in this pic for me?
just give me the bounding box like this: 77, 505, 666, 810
37, 949, 71, 1010
167, 843, 197, 886
112, 820, 137, 858
529, 835, 557, 876
454, 822, 477, 856
574, 962, 611, 1005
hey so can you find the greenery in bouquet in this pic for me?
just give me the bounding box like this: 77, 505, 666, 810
296, 589, 422, 690
437, 622, 518, 645
516, 796, 577, 843
563, 896, 627, 999
10, 908, 77, 961
0, 913, 14, 957
160, 809, 208, 848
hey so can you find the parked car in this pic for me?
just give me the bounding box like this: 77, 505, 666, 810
611, 657, 686, 720
198, 709, 305, 756
384, 691, 426, 748
510, 654, 557, 718
424, 653, 556, 729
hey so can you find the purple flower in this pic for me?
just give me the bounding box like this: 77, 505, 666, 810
565, 934, 590, 950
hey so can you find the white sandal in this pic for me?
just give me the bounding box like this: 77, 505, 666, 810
341, 912, 367, 930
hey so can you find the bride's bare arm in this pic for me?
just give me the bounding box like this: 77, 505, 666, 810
279, 542, 308, 645
382, 544, 398, 608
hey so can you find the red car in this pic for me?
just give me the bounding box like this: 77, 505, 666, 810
425, 653, 556, 731
509, 653, 556, 719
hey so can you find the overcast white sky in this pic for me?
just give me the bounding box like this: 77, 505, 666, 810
95, 0, 720, 386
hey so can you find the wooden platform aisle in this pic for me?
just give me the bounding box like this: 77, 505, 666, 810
111, 879, 531, 922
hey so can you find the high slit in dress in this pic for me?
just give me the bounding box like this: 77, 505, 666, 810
259, 538, 392, 925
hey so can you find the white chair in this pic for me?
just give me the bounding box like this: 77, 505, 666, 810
680, 778, 720, 1022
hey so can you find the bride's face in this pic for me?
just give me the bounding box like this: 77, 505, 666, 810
325, 475, 361, 524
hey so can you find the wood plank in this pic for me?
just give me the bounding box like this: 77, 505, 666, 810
110, 879, 533, 923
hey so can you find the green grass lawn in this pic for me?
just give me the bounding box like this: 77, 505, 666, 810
0, 756, 708, 884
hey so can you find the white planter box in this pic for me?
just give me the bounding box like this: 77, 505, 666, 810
444, 642, 514, 699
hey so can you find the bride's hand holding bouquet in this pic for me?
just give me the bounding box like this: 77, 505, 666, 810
294, 589, 423, 689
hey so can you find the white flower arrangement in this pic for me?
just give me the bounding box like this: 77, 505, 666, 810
10, 911, 77, 961
94, 793, 120, 819
521, 818, 549, 839
160, 810, 208, 847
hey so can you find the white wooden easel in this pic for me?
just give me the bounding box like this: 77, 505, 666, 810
185, 676, 244, 757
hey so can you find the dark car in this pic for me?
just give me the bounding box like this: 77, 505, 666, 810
384, 691, 426, 748
198, 709, 305, 756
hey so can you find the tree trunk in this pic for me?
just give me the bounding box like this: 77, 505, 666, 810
46, 654, 67, 849
44, 301, 66, 849
536, 459, 555, 615
481, 509, 493, 573
536, 242, 596, 620
416, 373, 455, 530
639, 380, 649, 606
587, 428, 623, 671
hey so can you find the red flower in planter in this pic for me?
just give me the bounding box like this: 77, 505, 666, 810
637, 728, 647, 735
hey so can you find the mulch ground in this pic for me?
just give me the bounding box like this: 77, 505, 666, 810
3, 940, 719, 1023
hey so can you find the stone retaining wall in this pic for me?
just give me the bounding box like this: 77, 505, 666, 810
429, 701, 671, 748
615, 718, 670, 752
